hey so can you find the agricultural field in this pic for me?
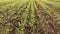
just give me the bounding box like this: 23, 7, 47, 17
0, 0, 60, 34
